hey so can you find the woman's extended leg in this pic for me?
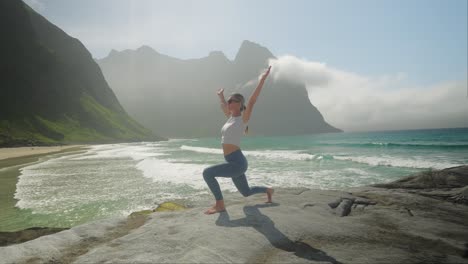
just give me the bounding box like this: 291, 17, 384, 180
232, 173, 266, 197
232, 174, 274, 203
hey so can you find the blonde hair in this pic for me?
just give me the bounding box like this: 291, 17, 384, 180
230, 93, 246, 112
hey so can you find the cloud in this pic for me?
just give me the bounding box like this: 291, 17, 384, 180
24, 0, 45, 12
269, 55, 468, 131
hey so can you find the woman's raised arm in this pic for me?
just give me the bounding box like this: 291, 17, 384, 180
243, 66, 271, 124
217, 88, 230, 117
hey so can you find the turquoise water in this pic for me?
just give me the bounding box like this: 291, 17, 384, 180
1, 128, 467, 231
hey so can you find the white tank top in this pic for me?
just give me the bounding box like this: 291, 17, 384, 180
221, 116, 246, 147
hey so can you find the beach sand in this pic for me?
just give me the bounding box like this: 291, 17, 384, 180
0, 145, 85, 161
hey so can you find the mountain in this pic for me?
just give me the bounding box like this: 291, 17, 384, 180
0, 0, 163, 147
97, 41, 341, 138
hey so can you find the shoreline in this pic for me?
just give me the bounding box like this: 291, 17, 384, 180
0, 145, 87, 161
0, 146, 89, 232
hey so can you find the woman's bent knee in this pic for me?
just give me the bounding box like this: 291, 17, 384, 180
203, 167, 214, 180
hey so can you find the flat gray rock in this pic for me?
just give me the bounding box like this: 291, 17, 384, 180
1, 186, 467, 264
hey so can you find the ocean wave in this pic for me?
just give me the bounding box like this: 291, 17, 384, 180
15, 148, 193, 216
180, 145, 223, 154
180, 145, 316, 161
334, 155, 461, 169
168, 138, 199, 143
314, 142, 468, 149
244, 150, 316, 161
71, 144, 168, 161
135, 157, 236, 191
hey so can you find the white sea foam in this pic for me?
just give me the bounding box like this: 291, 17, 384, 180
244, 150, 316, 161
180, 145, 316, 161
180, 145, 222, 155
135, 157, 239, 192
16, 156, 87, 210
14, 143, 173, 214
245, 167, 377, 190
71, 144, 168, 161
169, 138, 199, 142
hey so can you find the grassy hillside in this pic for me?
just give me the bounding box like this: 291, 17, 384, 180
0, 94, 157, 146
0, 0, 164, 146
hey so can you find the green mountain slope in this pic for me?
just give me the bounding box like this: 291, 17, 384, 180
0, 0, 164, 146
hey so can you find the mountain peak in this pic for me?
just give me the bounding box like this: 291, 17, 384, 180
234, 40, 274, 64
108, 49, 119, 57
239, 40, 264, 50
137, 45, 159, 55
208, 50, 229, 61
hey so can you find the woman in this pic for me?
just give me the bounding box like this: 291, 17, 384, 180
203, 66, 274, 215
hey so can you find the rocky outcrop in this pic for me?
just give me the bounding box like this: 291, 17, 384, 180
372, 165, 468, 205
327, 196, 377, 217
1, 166, 467, 263
0, 227, 68, 247
0, 191, 466, 263
372, 165, 468, 189
0, 202, 187, 248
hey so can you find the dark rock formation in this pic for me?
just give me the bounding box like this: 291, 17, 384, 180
372, 165, 468, 189
328, 196, 377, 217
0, 227, 68, 246
372, 165, 468, 205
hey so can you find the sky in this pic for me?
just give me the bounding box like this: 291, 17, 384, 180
24, 0, 468, 131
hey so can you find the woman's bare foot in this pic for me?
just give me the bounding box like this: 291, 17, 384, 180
204, 206, 225, 214
204, 200, 226, 214
266, 188, 274, 203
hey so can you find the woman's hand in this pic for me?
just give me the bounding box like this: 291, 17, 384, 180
217, 88, 229, 117
261, 66, 272, 80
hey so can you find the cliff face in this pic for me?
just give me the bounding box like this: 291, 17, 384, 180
97, 40, 341, 138
0, 0, 163, 146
